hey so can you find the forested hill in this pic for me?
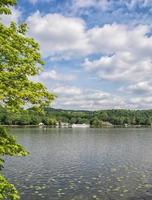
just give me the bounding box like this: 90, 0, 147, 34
1, 106, 152, 127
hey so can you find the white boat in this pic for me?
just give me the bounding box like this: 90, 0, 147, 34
39, 122, 45, 128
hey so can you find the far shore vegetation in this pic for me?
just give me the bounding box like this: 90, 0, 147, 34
1, 107, 152, 128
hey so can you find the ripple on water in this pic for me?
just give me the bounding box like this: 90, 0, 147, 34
4, 128, 152, 200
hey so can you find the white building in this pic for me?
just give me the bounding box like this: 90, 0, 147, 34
59, 122, 69, 128
72, 124, 90, 128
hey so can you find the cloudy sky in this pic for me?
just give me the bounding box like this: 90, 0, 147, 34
3, 0, 152, 110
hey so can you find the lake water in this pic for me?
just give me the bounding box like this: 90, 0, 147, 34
3, 128, 152, 200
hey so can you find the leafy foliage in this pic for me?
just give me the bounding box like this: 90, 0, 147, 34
0, 0, 55, 199
0, 126, 28, 157
0, 22, 55, 112
44, 108, 152, 127
0, 174, 19, 200
0, 126, 29, 200
1, 107, 152, 127
0, 0, 16, 14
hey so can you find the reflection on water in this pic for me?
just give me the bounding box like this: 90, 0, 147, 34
3, 128, 152, 200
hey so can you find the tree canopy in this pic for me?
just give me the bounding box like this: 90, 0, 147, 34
0, 0, 17, 14
0, 21, 55, 112
0, 127, 28, 200
0, 0, 55, 112
0, 1, 55, 199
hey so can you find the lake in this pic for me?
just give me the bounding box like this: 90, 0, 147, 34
3, 128, 152, 200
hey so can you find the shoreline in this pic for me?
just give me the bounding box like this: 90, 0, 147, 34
1, 125, 152, 128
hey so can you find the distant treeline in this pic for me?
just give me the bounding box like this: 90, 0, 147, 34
1, 106, 152, 127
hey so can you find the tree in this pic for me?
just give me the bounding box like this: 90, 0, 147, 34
0, 22, 55, 112
0, 1, 55, 199
0, 127, 28, 200
99, 112, 108, 121
0, 0, 17, 14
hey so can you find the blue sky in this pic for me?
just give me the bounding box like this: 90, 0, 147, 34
2, 0, 152, 110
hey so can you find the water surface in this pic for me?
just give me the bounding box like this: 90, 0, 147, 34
3, 128, 152, 200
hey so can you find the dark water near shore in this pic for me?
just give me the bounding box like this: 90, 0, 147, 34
3, 128, 152, 200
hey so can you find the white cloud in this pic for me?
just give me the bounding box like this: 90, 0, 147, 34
27, 11, 91, 58
87, 24, 152, 55
32, 69, 76, 83
124, 0, 152, 10
83, 24, 152, 82
28, 0, 38, 4
73, 0, 109, 10
0, 8, 21, 25
40, 70, 76, 81
27, 12, 152, 65
83, 52, 152, 82
120, 81, 152, 95
28, 0, 51, 4
52, 86, 82, 96
32, 69, 152, 110
72, 0, 152, 11
51, 85, 125, 110
128, 96, 152, 109
26, 11, 152, 109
